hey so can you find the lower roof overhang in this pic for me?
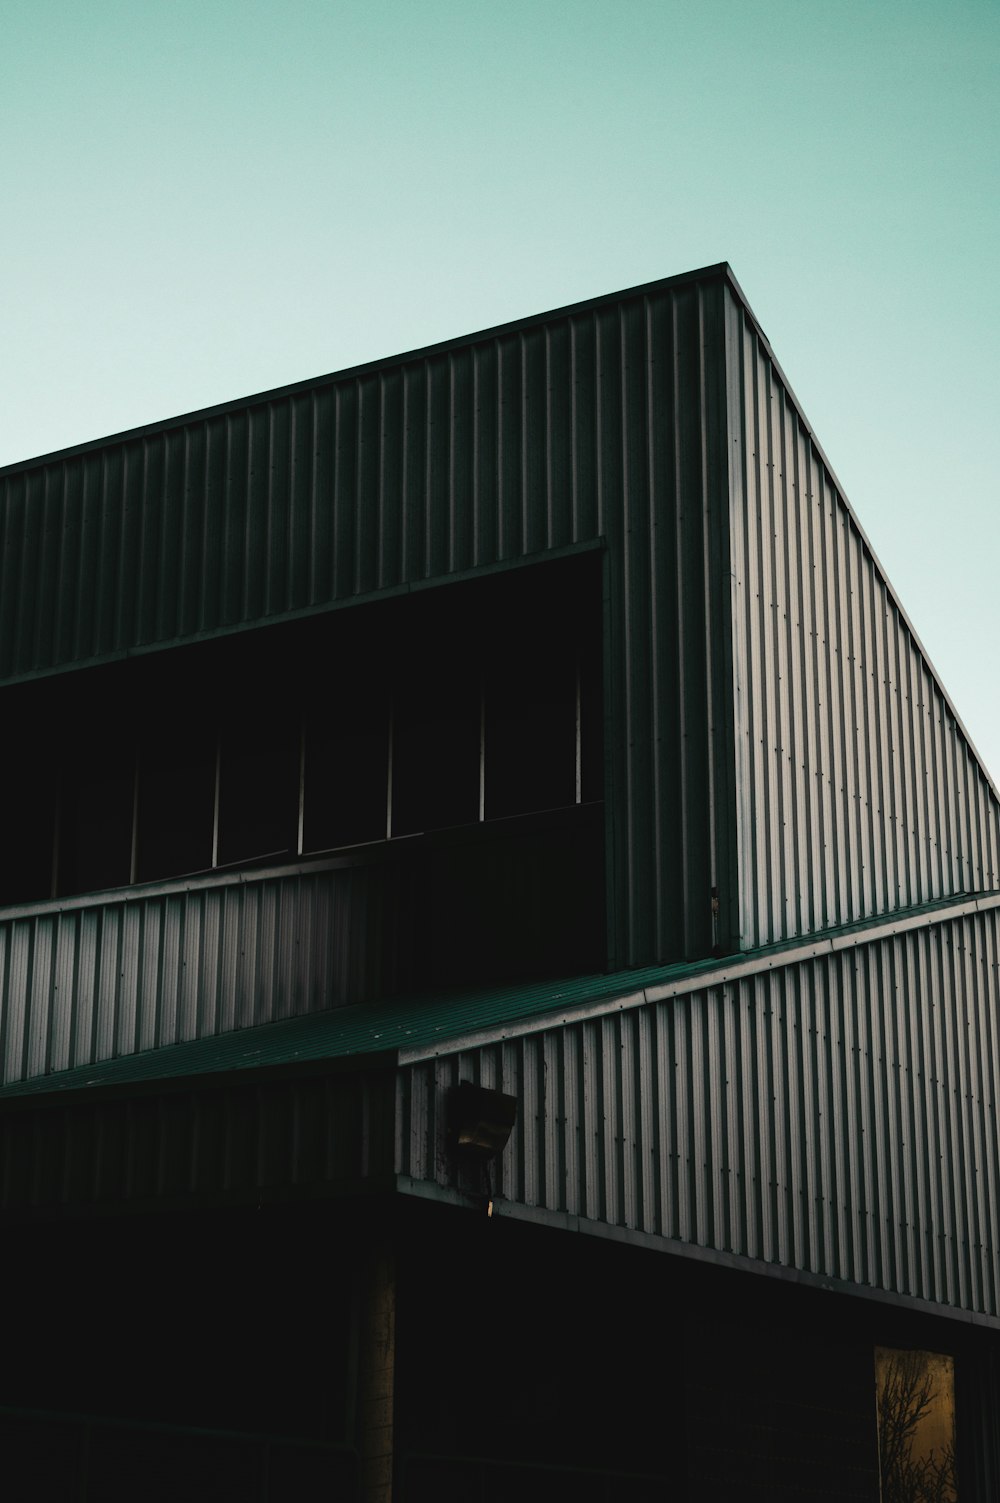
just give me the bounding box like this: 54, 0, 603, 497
3, 888, 1000, 1342
0, 1051, 399, 1221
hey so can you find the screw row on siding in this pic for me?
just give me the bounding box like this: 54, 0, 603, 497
399, 905, 1000, 1318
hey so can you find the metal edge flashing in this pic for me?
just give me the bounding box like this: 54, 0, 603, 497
397, 889, 1000, 1062
395, 1177, 1000, 1333
2, 889, 993, 1099
0, 1048, 401, 1110
721, 285, 753, 946
0, 851, 404, 924
0, 264, 733, 476
703, 278, 742, 958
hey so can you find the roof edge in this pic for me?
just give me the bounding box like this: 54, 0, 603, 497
399, 888, 1000, 1062
0, 262, 734, 477
722, 280, 1000, 808
3, 887, 993, 1104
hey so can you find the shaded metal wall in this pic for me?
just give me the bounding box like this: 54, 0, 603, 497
725, 289, 1000, 948
0, 1064, 395, 1213
397, 901, 1000, 1317
0, 808, 604, 1089
0, 267, 739, 967
0, 862, 391, 1087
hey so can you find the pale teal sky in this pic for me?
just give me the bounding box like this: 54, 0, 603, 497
3, 0, 998, 774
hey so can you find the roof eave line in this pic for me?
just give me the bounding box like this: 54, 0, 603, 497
398, 890, 1000, 1063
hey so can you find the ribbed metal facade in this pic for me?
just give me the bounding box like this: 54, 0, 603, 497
0, 1064, 395, 1212
725, 289, 1000, 949
3, 265, 999, 1486
4, 264, 999, 976
0, 267, 739, 969
397, 899, 1000, 1319
0, 862, 393, 1087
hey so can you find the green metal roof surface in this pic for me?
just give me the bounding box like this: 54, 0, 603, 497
0, 889, 988, 1101
0, 963, 673, 1099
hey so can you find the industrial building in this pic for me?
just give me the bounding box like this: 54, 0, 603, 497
0, 261, 996, 1499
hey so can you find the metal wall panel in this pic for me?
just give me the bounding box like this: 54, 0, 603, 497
0, 862, 394, 1087
0, 268, 739, 969
725, 290, 1000, 947
398, 904, 1000, 1317
0, 1066, 395, 1212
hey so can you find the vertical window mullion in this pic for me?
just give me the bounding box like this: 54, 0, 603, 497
50, 779, 61, 900
296, 714, 306, 857
575, 653, 582, 805
479, 671, 486, 823
211, 730, 221, 869
129, 747, 140, 884
386, 697, 394, 840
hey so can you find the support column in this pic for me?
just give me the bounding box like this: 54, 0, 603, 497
357, 1240, 396, 1503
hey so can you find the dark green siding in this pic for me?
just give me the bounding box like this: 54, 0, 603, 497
0, 266, 739, 967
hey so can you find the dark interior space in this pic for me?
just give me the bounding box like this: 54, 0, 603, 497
0, 1203, 354, 1441
397, 1207, 687, 1496
395, 1204, 981, 1502
0, 551, 606, 991
0, 1191, 986, 1501
0, 1201, 361, 1499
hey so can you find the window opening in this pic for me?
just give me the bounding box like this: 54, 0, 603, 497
135, 723, 216, 883
0, 708, 58, 905
214, 632, 300, 869
58, 736, 134, 896
128, 758, 140, 886
392, 669, 480, 837
0, 553, 603, 904
875, 1346, 957, 1502
48, 789, 60, 902
303, 684, 391, 853
216, 715, 299, 869
484, 648, 576, 821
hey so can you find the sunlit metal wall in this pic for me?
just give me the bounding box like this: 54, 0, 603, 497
397, 898, 1000, 1317
724, 290, 1000, 949
0, 266, 740, 968
0, 861, 397, 1086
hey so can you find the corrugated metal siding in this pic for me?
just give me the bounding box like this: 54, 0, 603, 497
0, 286, 716, 671
0, 863, 399, 1087
725, 290, 1000, 948
0, 270, 738, 968
0, 1066, 395, 1212
397, 905, 1000, 1317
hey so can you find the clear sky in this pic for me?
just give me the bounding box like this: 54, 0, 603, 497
3, 0, 998, 777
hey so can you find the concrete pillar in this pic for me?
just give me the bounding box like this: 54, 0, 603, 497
357, 1240, 396, 1503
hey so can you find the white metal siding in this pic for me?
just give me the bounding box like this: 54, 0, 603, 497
0, 863, 383, 1086
398, 904, 1000, 1318
726, 292, 1000, 947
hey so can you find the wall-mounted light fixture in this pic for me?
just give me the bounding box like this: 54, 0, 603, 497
449, 1081, 517, 1160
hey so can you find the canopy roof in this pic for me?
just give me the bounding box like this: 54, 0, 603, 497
2, 889, 991, 1102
